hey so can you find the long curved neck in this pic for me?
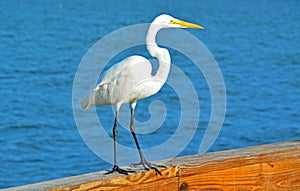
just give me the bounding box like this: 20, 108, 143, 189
146, 23, 171, 82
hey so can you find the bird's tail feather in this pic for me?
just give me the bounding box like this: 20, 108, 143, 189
80, 90, 96, 110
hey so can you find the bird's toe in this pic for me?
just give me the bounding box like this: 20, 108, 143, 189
105, 165, 135, 175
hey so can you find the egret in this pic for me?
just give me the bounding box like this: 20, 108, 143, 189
82, 14, 204, 175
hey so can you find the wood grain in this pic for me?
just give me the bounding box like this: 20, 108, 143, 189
50, 166, 178, 191
178, 141, 300, 191
4, 141, 300, 191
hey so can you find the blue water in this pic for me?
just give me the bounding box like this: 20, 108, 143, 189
1, 0, 299, 188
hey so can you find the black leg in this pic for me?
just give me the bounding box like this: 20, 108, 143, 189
113, 115, 118, 167
105, 106, 134, 175
129, 103, 163, 175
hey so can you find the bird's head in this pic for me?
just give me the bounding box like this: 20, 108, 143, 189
153, 14, 204, 29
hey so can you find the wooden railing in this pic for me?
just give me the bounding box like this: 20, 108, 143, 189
3, 141, 300, 191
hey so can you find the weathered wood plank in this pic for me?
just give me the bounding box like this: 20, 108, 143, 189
49, 166, 178, 191
112, 177, 178, 191
3, 141, 300, 191
177, 141, 300, 191
178, 158, 300, 190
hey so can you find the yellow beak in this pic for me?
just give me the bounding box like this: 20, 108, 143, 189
171, 19, 204, 29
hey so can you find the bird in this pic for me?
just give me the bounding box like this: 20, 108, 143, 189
82, 14, 204, 175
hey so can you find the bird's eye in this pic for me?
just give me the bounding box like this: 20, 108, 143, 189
170, 20, 179, 25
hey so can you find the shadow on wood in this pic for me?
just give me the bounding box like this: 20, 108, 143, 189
3, 141, 300, 191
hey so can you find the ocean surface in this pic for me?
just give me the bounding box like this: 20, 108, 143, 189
1, 0, 299, 188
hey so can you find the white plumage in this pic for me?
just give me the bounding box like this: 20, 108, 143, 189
82, 14, 204, 175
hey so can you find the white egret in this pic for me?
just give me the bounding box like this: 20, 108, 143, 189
82, 14, 204, 175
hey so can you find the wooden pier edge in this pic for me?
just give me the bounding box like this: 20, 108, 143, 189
3, 140, 300, 191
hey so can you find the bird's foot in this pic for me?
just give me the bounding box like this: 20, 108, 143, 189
131, 160, 165, 175
105, 165, 135, 175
